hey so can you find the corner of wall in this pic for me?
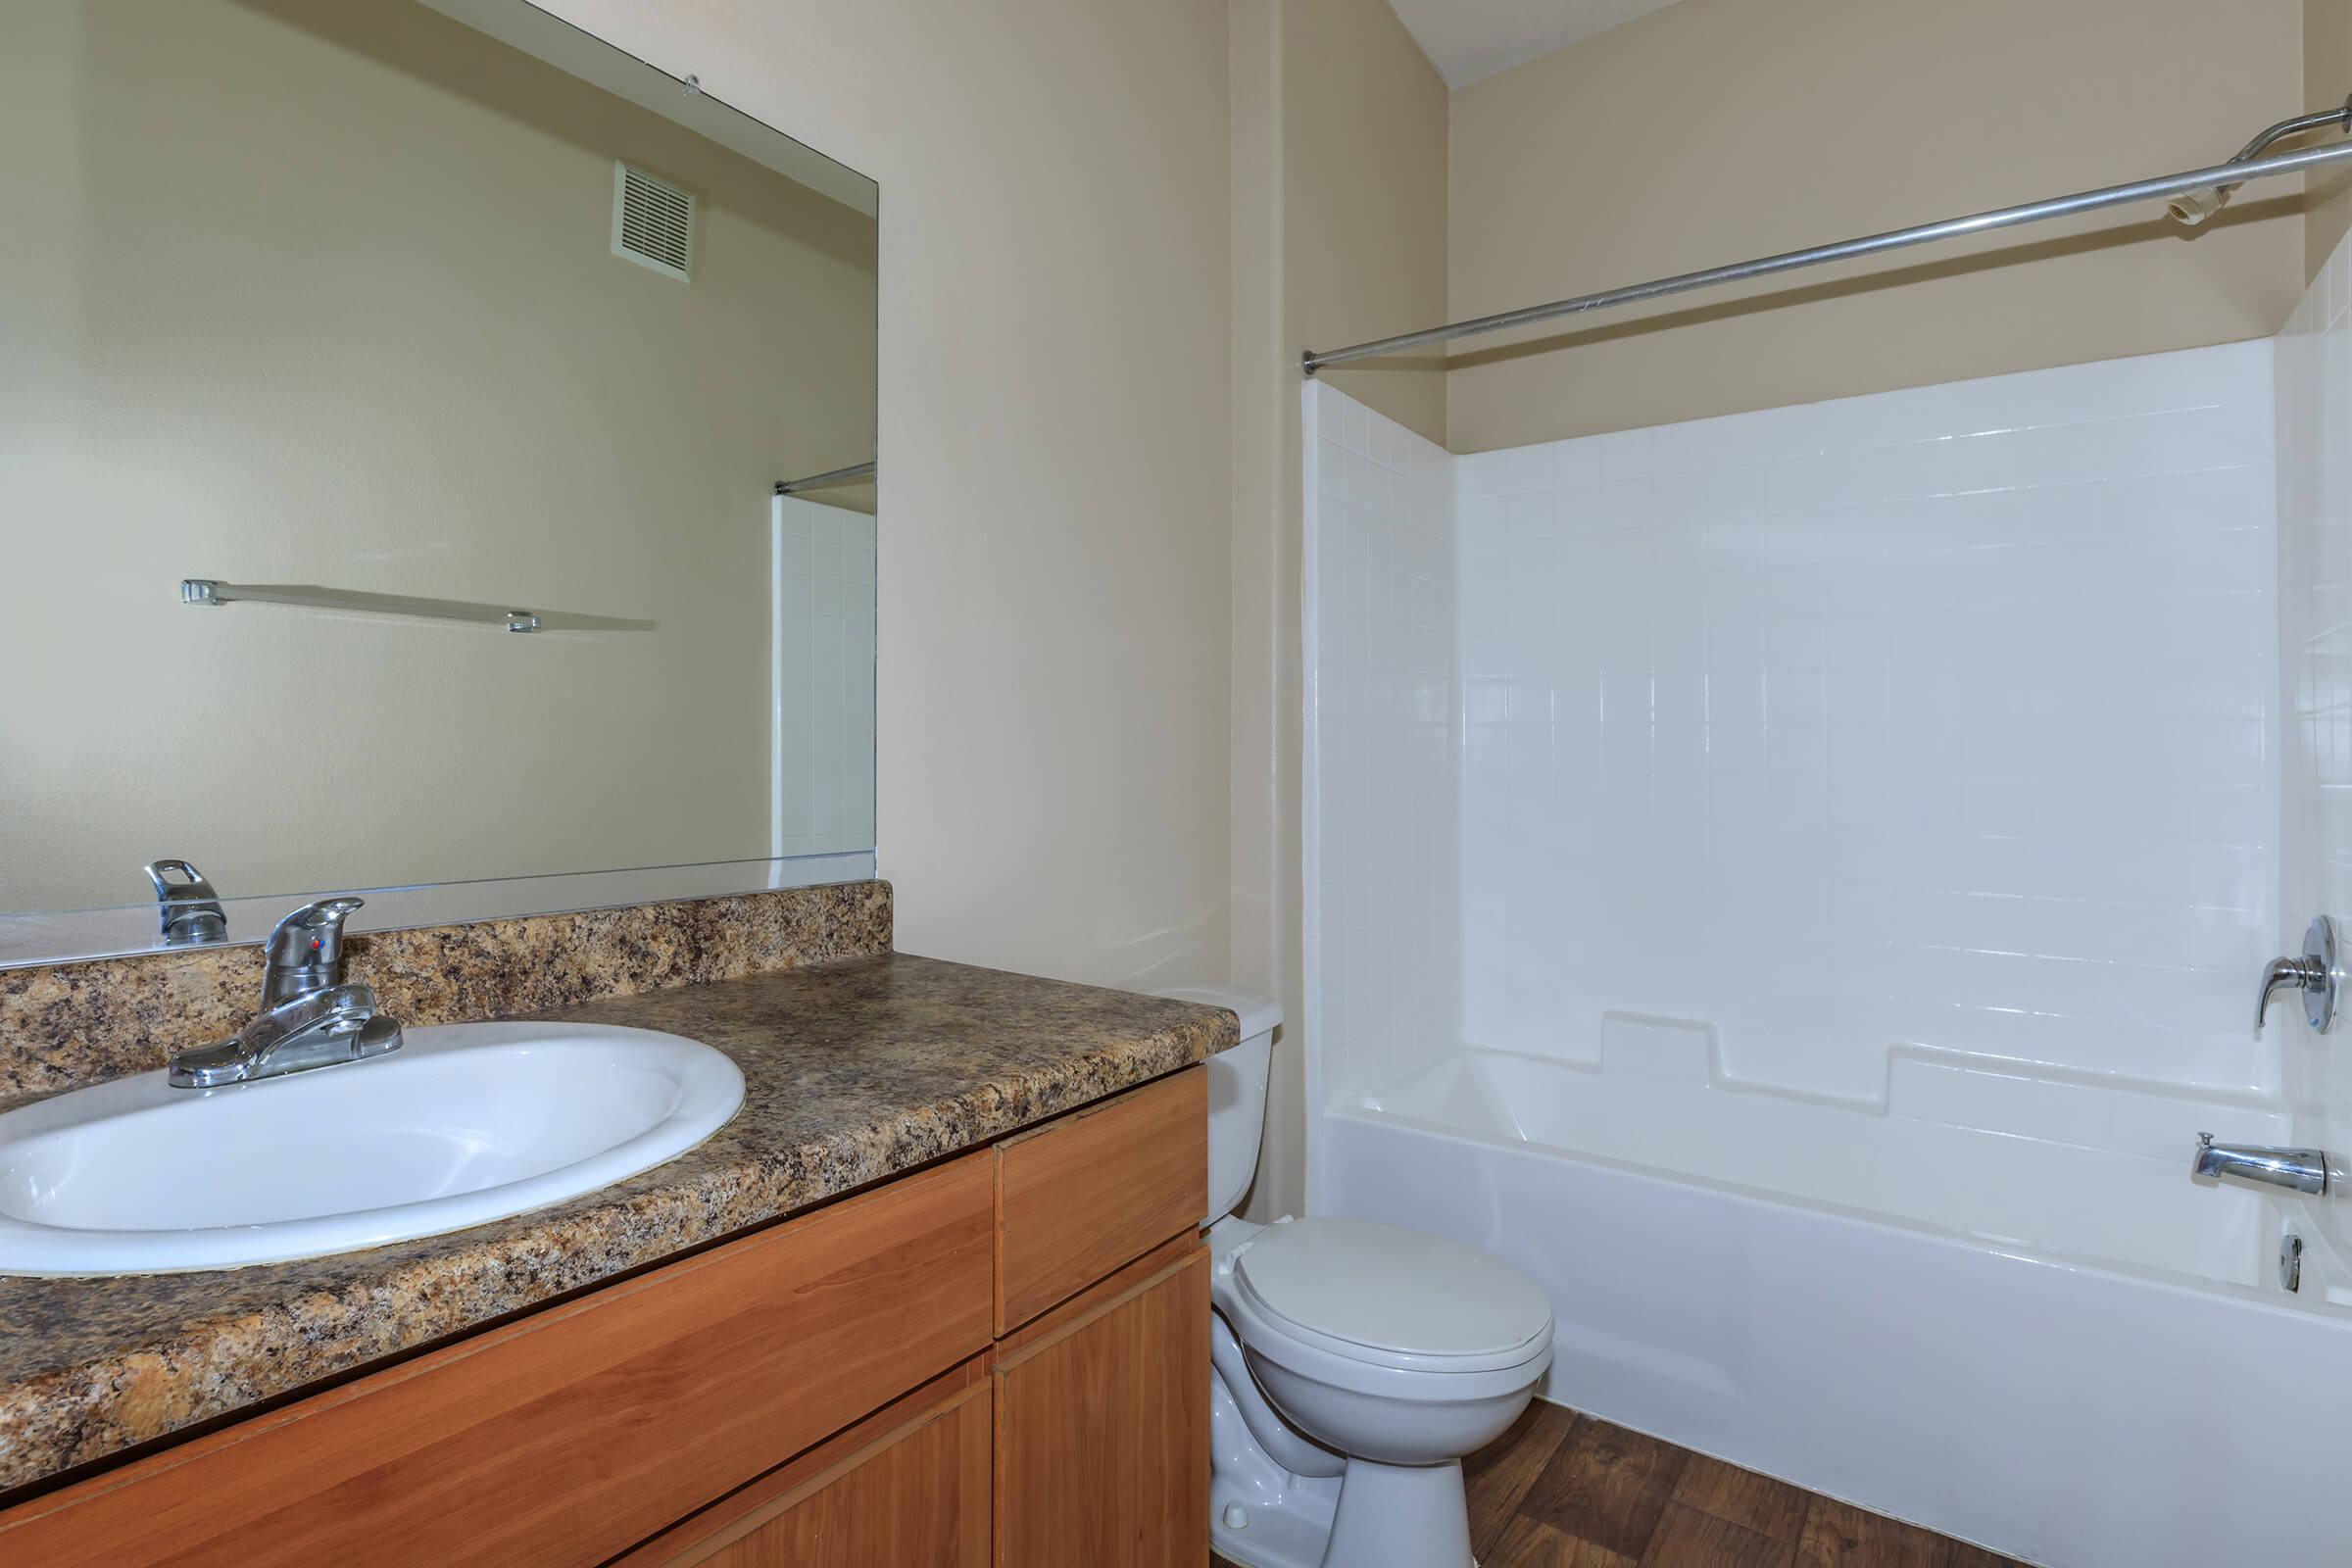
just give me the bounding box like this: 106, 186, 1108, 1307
2307, 0, 2352, 284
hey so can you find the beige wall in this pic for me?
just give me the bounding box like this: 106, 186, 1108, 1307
1229, 0, 1292, 1219
2, 0, 875, 910
1446, 0, 2308, 451
1227, 0, 1447, 1219
532, 0, 1236, 994
1282, 0, 1449, 447
2311, 0, 2352, 278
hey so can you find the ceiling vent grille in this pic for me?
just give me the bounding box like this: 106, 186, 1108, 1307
612, 162, 693, 280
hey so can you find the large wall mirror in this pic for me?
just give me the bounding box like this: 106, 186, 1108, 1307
2, 0, 878, 962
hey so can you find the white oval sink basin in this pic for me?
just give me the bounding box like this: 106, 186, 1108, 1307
0, 1022, 745, 1277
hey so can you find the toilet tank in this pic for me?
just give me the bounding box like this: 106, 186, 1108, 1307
1152, 985, 1280, 1226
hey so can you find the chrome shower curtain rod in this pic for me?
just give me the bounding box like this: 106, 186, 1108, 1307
1301, 102, 2352, 375
773, 460, 876, 496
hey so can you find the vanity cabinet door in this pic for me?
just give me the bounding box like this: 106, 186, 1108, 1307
994, 1239, 1210, 1568
615, 1357, 994, 1568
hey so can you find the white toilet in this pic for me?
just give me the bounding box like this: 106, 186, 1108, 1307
1155, 987, 1555, 1568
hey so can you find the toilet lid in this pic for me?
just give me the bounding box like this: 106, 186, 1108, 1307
1231, 1218, 1553, 1374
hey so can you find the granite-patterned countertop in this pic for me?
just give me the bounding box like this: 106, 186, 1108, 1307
0, 953, 1238, 1496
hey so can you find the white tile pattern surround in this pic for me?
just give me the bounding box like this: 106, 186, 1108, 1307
2280, 228, 2352, 1295
1455, 344, 2281, 1119
1303, 384, 1461, 1110
1309, 341, 2292, 1195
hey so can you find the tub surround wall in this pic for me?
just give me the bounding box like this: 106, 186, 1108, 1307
0, 951, 1238, 1494
2278, 222, 2352, 1289
1456, 342, 2280, 1122
1302, 383, 1460, 1112
1308, 347, 2284, 1196
0, 881, 893, 1100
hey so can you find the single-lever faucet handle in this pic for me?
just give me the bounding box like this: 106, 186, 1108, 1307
262, 897, 366, 1006
2257, 955, 2324, 1033
143, 858, 227, 946
2256, 916, 2343, 1036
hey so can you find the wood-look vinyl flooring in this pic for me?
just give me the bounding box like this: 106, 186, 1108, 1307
1211, 1400, 2025, 1568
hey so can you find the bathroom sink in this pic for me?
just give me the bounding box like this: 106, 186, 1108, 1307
0, 1022, 744, 1277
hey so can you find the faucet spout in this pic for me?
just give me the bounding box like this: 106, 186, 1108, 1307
169, 983, 404, 1088
2191, 1132, 2329, 1196
167, 896, 404, 1089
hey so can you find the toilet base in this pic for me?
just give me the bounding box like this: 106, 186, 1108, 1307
1208, 1488, 1341, 1568
1208, 1357, 1339, 1568
1208, 1353, 1481, 1568
1209, 1452, 1476, 1568
1321, 1455, 1475, 1568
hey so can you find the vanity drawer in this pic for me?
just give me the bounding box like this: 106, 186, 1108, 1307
0, 1152, 995, 1568
994, 1065, 1206, 1332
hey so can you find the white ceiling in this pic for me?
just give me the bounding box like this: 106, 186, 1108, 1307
1386, 0, 1688, 88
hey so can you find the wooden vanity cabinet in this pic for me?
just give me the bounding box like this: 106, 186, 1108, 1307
993, 1065, 1207, 1334
995, 1237, 1211, 1568
614, 1358, 997, 1568
991, 1070, 1211, 1567
0, 1152, 999, 1568
636, 1066, 1212, 1568
0, 1065, 1209, 1568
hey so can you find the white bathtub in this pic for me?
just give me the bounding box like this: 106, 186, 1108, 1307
1311, 1048, 2352, 1567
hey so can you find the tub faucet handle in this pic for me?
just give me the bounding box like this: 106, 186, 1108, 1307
2257, 916, 2342, 1035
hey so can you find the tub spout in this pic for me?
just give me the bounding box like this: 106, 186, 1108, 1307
2192, 1133, 2329, 1196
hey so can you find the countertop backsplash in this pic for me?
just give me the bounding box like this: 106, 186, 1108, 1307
0, 881, 895, 1102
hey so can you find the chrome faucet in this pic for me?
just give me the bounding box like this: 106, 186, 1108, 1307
2191, 1132, 2331, 1197
143, 858, 226, 947
260, 896, 365, 1005
2255, 916, 2343, 1034
168, 898, 404, 1089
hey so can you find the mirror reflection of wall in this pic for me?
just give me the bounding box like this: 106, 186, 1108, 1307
1, 0, 878, 931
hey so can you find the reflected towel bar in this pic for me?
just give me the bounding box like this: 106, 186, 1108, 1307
1302, 100, 2352, 374
181, 579, 540, 633
773, 461, 876, 496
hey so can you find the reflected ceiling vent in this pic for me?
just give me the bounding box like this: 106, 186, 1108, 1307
612, 161, 693, 280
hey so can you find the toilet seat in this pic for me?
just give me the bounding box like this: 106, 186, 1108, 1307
1229, 1217, 1552, 1375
